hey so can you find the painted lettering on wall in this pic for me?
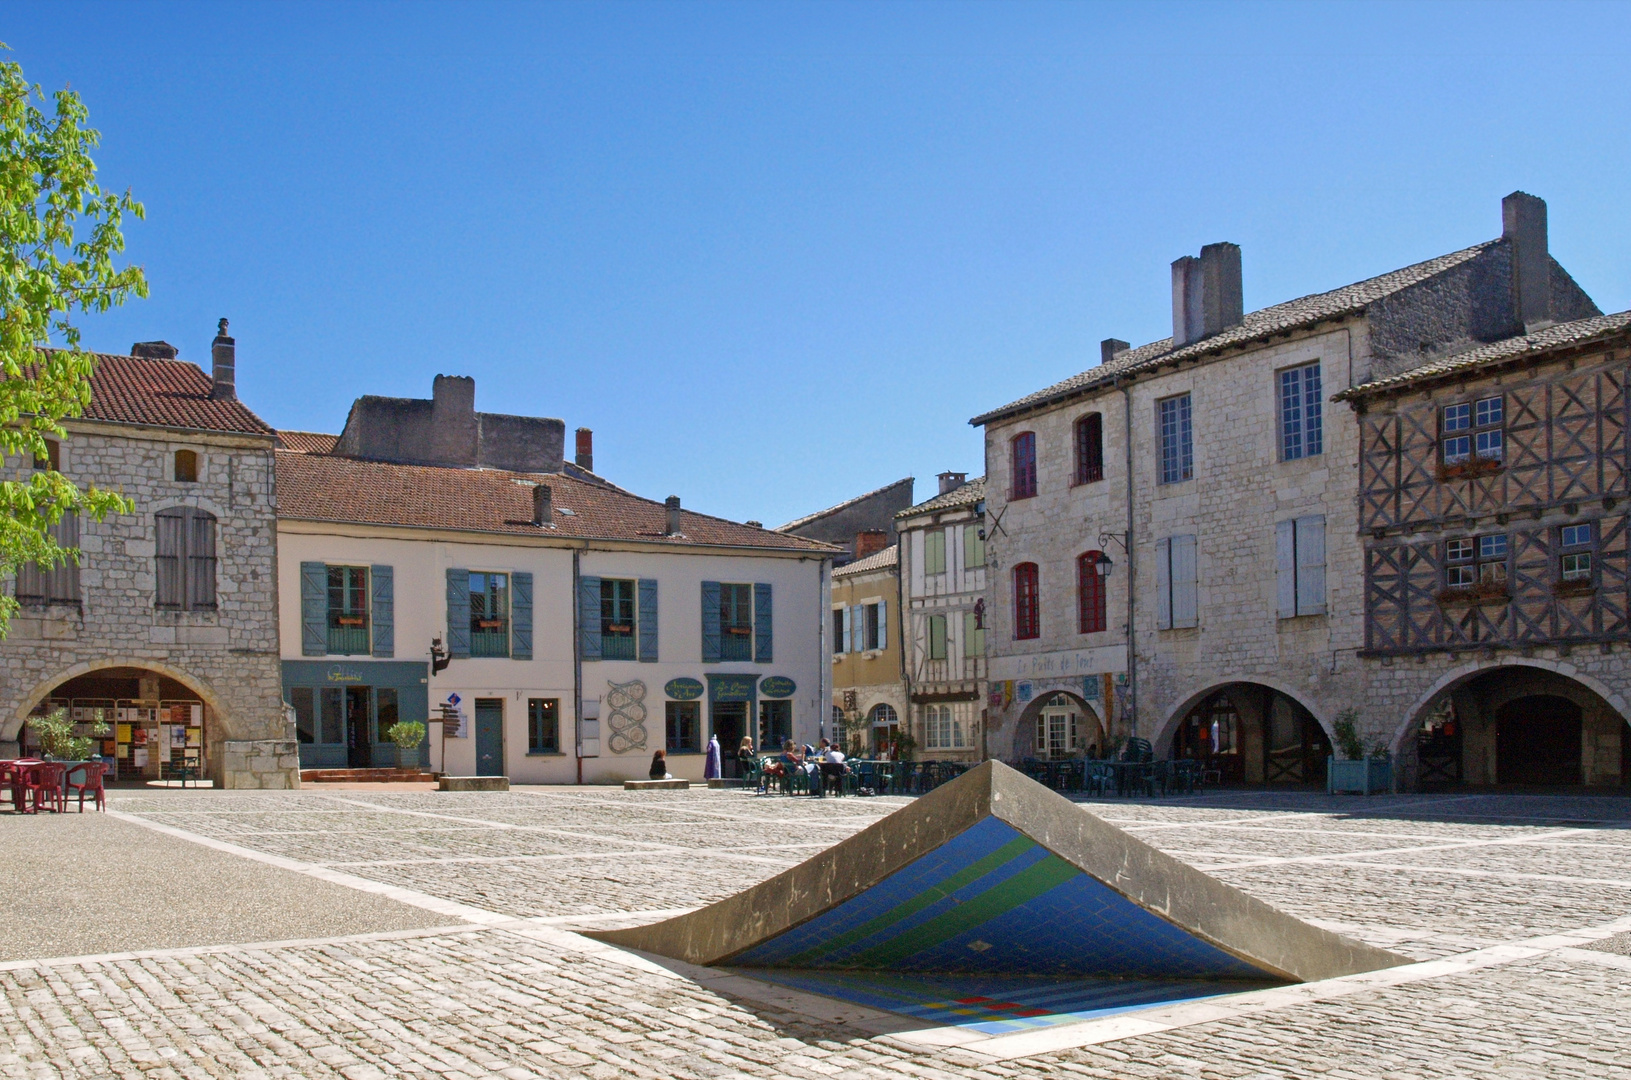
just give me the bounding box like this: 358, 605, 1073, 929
708, 675, 756, 703
665, 678, 705, 701
758, 676, 796, 698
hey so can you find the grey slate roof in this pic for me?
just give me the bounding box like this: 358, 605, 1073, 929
1334, 310, 1631, 401
775, 477, 914, 532
969, 241, 1501, 426
898, 476, 986, 519
833, 543, 899, 578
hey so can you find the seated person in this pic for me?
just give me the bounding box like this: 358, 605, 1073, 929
816, 738, 846, 795
648, 749, 670, 780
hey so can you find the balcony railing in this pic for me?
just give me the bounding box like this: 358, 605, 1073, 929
471, 625, 510, 658
327, 623, 370, 655
721, 628, 752, 661
601, 633, 637, 661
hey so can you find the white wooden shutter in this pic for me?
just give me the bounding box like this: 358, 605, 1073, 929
1172, 534, 1198, 628
1155, 537, 1173, 630
1276, 519, 1298, 618
1295, 515, 1327, 616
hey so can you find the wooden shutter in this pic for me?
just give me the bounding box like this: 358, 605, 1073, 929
1172, 534, 1198, 628
511, 571, 534, 660
754, 582, 773, 663
839, 606, 850, 654
446, 568, 471, 659
47, 513, 79, 603
877, 598, 887, 649
638, 578, 659, 662
155, 510, 186, 609
371, 564, 395, 657
300, 561, 327, 655
930, 613, 947, 659
700, 580, 721, 662
186, 511, 217, 609
851, 604, 864, 652
1295, 515, 1327, 616
1155, 537, 1172, 630
1276, 520, 1298, 618
578, 574, 601, 660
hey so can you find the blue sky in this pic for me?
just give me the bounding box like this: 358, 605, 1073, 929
5, 1, 1631, 525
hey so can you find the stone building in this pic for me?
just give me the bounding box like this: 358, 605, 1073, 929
897, 473, 988, 762
830, 544, 908, 756
969, 192, 1612, 786
776, 478, 915, 566
1338, 310, 1631, 787
1, 326, 295, 788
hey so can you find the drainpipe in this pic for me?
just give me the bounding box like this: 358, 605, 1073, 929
1121, 380, 1138, 739
573, 545, 584, 785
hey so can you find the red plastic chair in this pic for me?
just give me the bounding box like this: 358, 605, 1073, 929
2, 759, 42, 813
27, 763, 66, 813
64, 761, 106, 812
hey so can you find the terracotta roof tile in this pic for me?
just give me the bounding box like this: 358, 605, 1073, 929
74, 351, 274, 436
834, 543, 898, 578
276, 451, 838, 553
276, 430, 339, 454
899, 476, 985, 518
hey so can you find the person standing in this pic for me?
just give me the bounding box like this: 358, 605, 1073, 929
703, 733, 722, 780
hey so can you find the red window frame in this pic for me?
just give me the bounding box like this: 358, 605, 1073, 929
1011, 432, 1037, 499
1074, 414, 1103, 485
1077, 551, 1106, 633
1014, 562, 1040, 640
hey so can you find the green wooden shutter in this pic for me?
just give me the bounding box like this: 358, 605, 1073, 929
754, 582, 773, 663
578, 574, 601, 660
370, 565, 394, 657
701, 581, 721, 662
638, 578, 658, 662
446, 568, 471, 658
300, 562, 327, 656
512, 571, 533, 660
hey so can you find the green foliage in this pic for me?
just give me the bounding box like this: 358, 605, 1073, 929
385, 721, 427, 751
0, 46, 145, 637
1333, 708, 1365, 761
30, 706, 108, 760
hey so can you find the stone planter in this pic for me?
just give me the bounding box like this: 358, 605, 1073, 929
1328, 756, 1392, 795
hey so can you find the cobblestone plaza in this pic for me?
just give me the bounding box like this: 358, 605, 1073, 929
4, 785, 1631, 1078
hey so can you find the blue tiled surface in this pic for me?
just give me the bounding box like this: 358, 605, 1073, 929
731, 817, 1274, 979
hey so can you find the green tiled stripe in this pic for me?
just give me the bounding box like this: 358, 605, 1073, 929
779, 834, 1038, 967
845, 855, 1081, 970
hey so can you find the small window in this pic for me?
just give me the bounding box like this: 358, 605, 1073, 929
1279, 362, 1323, 461
33, 440, 60, 471
832, 608, 847, 655
1158, 394, 1193, 484
719, 583, 753, 661
1561, 522, 1593, 582
963, 524, 985, 569
469, 572, 510, 657
528, 698, 560, 753
326, 566, 370, 654
1011, 432, 1037, 499
927, 613, 948, 659
924, 529, 947, 575
600, 578, 637, 660
1442, 396, 1503, 465
174, 449, 198, 483
1445, 534, 1508, 590
864, 603, 881, 651
1013, 562, 1040, 640
1077, 551, 1107, 633
1074, 413, 1103, 484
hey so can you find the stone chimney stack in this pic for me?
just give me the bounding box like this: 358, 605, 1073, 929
209, 319, 236, 401
1100, 338, 1130, 365
576, 428, 594, 472
1171, 242, 1243, 347
532, 483, 553, 527
854, 530, 888, 560
132, 341, 178, 360
937, 471, 967, 495
665, 495, 682, 536
1503, 191, 1552, 332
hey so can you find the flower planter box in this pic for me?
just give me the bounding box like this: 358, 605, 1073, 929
1328, 756, 1392, 795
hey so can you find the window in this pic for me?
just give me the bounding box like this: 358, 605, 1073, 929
927, 613, 948, 659
326, 566, 370, 654
1275, 517, 1327, 617
1442, 396, 1504, 465
173, 449, 198, 482
1279, 362, 1323, 461
1011, 432, 1037, 499
1013, 562, 1040, 639
832, 608, 847, 655
1155, 535, 1198, 629
469, 571, 510, 657
1445, 534, 1508, 590
862, 601, 885, 651
962, 610, 985, 656
720, 583, 753, 661
1158, 394, 1193, 483
963, 524, 985, 569
600, 578, 637, 660
667, 701, 700, 753
528, 698, 560, 753
1034, 704, 1080, 760
1077, 550, 1107, 633
1561, 522, 1594, 583
924, 529, 947, 575
925, 704, 967, 750
155, 507, 217, 610
1074, 413, 1104, 484
33, 439, 59, 471
15, 513, 80, 606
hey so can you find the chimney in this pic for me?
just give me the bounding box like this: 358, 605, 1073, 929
937, 471, 967, 495
209, 319, 235, 401
1503, 191, 1552, 332
532, 483, 553, 527
1170, 242, 1243, 346
854, 529, 888, 560
664, 495, 682, 536
1100, 338, 1129, 365
131, 341, 178, 359
575, 427, 594, 472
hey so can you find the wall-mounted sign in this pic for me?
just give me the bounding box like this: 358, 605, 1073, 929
326, 664, 367, 683
707, 674, 757, 703
759, 676, 796, 699
665, 677, 705, 701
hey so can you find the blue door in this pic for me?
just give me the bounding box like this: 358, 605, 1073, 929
475, 699, 504, 777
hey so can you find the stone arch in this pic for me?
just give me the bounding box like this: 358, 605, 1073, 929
1386, 657, 1631, 756
1013, 689, 1106, 758
146, 494, 230, 520
5, 657, 238, 743
1152, 676, 1331, 757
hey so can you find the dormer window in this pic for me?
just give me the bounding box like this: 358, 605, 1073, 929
174, 449, 198, 483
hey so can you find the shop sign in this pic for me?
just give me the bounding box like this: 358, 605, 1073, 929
707, 674, 757, 702
326, 664, 367, 683
759, 676, 796, 698
665, 677, 705, 701
1017, 681, 1033, 703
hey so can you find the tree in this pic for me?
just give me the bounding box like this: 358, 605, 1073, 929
0, 47, 145, 637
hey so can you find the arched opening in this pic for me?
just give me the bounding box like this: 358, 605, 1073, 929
1167, 682, 1331, 786
1018, 692, 1106, 761
18, 666, 218, 784
868, 703, 901, 758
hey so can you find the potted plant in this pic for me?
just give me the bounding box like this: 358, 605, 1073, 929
1328, 709, 1391, 794
384, 721, 427, 770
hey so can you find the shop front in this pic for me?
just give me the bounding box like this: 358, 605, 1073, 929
24, 667, 211, 783
282, 660, 430, 769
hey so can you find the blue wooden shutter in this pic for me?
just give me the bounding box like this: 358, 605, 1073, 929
638, 578, 658, 662
300, 562, 326, 656
754, 582, 773, 663
371, 565, 394, 657
877, 598, 887, 650
446, 568, 471, 659
512, 571, 533, 660
578, 575, 601, 660
851, 604, 864, 652
701, 581, 721, 662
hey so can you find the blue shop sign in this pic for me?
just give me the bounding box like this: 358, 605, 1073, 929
759, 676, 796, 699
665, 677, 705, 701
